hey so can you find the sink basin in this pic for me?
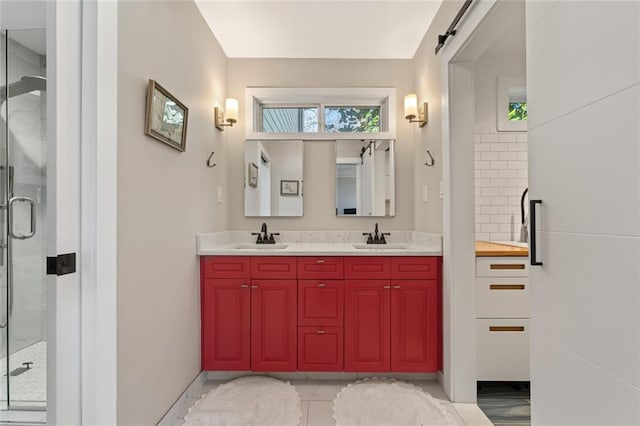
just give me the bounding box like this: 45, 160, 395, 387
352, 243, 408, 250
232, 244, 289, 250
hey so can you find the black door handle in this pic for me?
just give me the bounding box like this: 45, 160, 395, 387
530, 199, 542, 266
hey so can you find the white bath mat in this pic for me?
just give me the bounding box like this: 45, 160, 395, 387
184, 376, 301, 426
333, 377, 457, 426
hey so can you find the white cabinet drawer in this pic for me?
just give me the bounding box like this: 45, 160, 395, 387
476, 319, 530, 381
476, 277, 529, 318
476, 257, 529, 277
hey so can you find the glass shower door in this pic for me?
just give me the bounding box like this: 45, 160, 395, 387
0, 28, 48, 416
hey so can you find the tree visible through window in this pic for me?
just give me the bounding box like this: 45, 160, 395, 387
325, 106, 380, 133
508, 102, 527, 121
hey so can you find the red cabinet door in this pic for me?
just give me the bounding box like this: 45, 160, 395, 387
251, 279, 297, 371
202, 279, 251, 370
298, 280, 344, 326
344, 280, 390, 372
298, 326, 343, 371
390, 279, 439, 372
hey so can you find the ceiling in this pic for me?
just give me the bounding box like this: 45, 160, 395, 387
194, 1, 444, 59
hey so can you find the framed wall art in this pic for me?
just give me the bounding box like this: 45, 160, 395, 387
145, 79, 189, 151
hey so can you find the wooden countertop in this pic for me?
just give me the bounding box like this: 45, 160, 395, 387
476, 241, 529, 257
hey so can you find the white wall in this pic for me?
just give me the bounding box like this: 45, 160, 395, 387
472, 37, 528, 242
411, 1, 468, 233
117, 1, 227, 424
226, 59, 415, 231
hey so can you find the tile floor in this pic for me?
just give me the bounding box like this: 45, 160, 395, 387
477, 382, 530, 425
177, 378, 492, 426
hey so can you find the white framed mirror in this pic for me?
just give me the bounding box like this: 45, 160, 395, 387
335, 139, 395, 217
244, 140, 304, 217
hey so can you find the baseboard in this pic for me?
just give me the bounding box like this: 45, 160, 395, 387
206, 371, 437, 381
157, 371, 207, 426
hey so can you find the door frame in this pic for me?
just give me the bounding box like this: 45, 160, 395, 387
438, 0, 497, 403
46, 0, 118, 424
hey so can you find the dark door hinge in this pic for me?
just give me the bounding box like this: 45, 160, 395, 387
47, 253, 77, 276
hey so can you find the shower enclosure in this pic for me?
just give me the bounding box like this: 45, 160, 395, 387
0, 28, 48, 417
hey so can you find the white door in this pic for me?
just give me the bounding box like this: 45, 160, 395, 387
527, 2, 640, 424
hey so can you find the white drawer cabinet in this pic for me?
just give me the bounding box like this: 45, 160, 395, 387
476, 319, 530, 381
476, 277, 529, 318
476, 256, 530, 381
476, 257, 529, 277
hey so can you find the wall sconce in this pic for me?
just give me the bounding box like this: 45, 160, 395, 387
404, 93, 428, 127
215, 98, 238, 131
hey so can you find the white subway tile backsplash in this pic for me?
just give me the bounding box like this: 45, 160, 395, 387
481, 223, 500, 233
499, 133, 518, 142
480, 170, 500, 178
490, 160, 508, 169
499, 152, 518, 161
482, 151, 501, 161
499, 169, 517, 178
481, 205, 501, 215
508, 143, 527, 152
490, 214, 510, 224
474, 131, 528, 241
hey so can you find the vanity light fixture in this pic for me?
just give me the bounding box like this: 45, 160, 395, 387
404, 93, 428, 127
215, 98, 238, 131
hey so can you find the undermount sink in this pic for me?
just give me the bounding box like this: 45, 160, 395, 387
232, 244, 289, 250
352, 243, 408, 250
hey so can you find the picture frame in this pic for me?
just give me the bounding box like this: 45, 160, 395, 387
280, 180, 299, 196
248, 162, 259, 188
145, 79, 189, 151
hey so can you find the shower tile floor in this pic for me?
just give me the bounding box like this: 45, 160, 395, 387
0, 341, 46, 408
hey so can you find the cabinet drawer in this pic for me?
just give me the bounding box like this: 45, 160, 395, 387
298, 326, 343, 371
344, 257, 391, 279
391, 257, 439, 279
298, 280, 344, 326
251, 256, 297, 279
476, 277, 529, 318
202, 256, 251, 279
476, 319, 530, 381
298, 257, 344, 279
476, 257, 529, 277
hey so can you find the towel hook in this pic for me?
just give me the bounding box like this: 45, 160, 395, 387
207, 151, 217, 168
424, 150, 435, 167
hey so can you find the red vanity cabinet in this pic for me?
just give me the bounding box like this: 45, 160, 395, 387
343, 256, 442, 372
201, 256, 297, 371
201, 254, 441, 373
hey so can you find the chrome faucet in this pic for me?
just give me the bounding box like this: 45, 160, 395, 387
251, 222, 280, 244
520, 188, 529, 243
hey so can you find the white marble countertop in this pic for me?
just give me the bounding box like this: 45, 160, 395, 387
196, 231, 442, 256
